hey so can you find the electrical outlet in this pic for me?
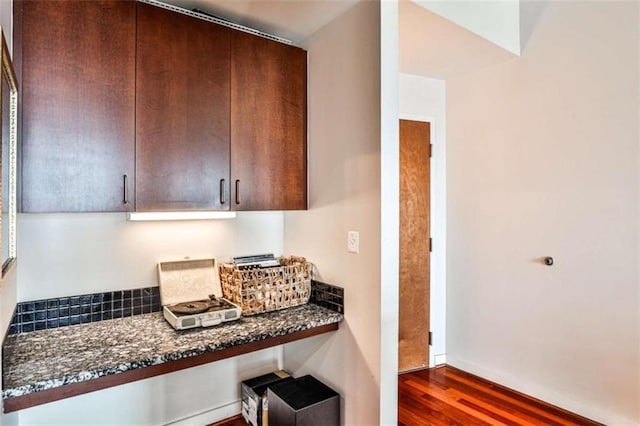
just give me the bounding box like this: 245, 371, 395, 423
347, 231, 359, 254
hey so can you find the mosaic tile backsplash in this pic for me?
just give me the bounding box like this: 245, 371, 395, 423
310, 280, 344, 314
7, 281, 344, 336
9, 287, 162, 335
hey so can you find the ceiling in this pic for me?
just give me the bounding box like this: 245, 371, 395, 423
162, 0, 359, 43
161, 0, 517, 79
399, 0, 516, 79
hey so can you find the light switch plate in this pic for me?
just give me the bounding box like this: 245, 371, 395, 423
347, 231, 359, 254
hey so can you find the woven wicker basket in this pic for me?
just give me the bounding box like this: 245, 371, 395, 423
219, 256, 312, 316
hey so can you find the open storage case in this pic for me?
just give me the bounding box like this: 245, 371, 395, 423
158, 258, 241, 330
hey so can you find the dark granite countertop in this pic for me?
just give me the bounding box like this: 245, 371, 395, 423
2, 304, 343, 400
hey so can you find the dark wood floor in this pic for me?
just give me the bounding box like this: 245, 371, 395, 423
399, 365, 602, 426
209, 414, 247, 426
213, 365, 601, 425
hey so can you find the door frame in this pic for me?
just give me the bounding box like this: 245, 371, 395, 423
399, 113, 446, 368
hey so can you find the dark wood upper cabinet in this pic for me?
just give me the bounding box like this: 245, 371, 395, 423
231, 32, 307, 211
17, 1, 306, 213
135, 3, 231, 211
17, 0, 136, 212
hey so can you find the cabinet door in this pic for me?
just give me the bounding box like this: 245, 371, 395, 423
18, 0, 135, 212
136, 3, 231, 211
231, 32, 307, 211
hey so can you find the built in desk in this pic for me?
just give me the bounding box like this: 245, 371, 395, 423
2, 304, 342, 413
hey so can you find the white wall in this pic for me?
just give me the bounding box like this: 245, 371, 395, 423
399, 73, 446, 367
379, 1, 398, 423
17, 212, 283, 300
446, 2, 639, 424
282, 2, 382, 425
13, 212, 285, 425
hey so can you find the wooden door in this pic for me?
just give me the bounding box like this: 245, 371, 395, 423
399, 119, 430, 372
230, 32, 307, 210
18, 0, 136, 212
136, 3, 231, 211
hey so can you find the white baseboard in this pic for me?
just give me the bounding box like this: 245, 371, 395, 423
446, 356, 637, 426
433, 353, 446, 366
165, 400, 241, 426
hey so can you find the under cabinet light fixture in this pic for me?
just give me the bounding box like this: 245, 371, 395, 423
127, 212, 237, 221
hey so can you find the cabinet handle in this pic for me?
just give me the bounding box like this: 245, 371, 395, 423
235, 179, 240, 205
220, 179, 226, 205
123, 174, 129, 205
